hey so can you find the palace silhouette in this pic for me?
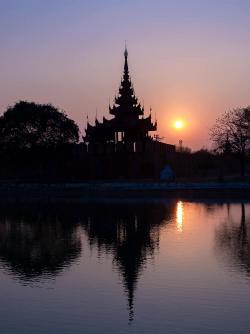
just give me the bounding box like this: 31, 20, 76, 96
80, 47, 175, 179
84, 47, 157, 144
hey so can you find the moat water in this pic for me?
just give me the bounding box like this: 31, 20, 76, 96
0, 198, 250, 333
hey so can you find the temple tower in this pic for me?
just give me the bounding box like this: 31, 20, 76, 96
84, 47, 157, 144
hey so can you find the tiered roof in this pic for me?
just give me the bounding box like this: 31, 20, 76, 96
84, 47, 157, 143
109, 47, 144, 118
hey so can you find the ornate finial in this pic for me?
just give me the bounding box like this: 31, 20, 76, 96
124, 40, 128, 57
95, 108, 98, 120
86, 113, 89, 124
123, 42, 129, 77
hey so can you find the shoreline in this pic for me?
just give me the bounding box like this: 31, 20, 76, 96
0, 181, 250, 199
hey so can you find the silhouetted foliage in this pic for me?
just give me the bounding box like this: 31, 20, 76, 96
210, 107, 250, 176
176, 145, 192, 153
0, 101, 79, 149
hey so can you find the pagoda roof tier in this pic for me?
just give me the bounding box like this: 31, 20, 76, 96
109, 103, 144, 117
84, 115, 156, 141
83, 47, 157, 143
109, 47, 144, 118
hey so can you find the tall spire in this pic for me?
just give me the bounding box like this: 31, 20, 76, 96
123, 42, 129, 80
84, 46, 157, 144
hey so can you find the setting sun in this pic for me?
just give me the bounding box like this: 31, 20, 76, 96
174, 120, 184, 129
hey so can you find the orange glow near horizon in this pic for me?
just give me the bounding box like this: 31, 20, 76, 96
158, 104, 202, 148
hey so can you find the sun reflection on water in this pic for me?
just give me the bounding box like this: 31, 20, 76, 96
176, 201, 184, 232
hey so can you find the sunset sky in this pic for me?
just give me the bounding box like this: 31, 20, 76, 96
1, 0, 250, 149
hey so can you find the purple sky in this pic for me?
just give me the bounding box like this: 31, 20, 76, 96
1, 0, 250, 149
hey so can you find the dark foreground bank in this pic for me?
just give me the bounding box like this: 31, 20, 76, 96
0, 182, 250, 199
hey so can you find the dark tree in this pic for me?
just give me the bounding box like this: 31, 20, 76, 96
210, 107, 250, 176
0, 101, 79, 149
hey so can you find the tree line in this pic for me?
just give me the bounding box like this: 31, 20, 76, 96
0, 101, 79, 150
210, 107, 250, 177
0, 100, 249, 180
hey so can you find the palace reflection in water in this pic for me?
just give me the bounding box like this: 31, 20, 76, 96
1, 200, 250, 333
0, 200, 176, 322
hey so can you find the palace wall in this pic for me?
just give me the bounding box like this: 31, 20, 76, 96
0, 142, 240, 181
74, 140, 176, 180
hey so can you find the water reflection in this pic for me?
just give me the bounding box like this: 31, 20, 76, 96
0, 203, 82, 282
0, 200, 176, 321
176, 201, 184, 232
79, 201, 175, 321
215, 203, 250, 276
2, 200, 250, 332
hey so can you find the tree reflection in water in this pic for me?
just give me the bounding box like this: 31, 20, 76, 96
215, 203, 250, 276
0, 200, 176, 321
0, 203, 82, 282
